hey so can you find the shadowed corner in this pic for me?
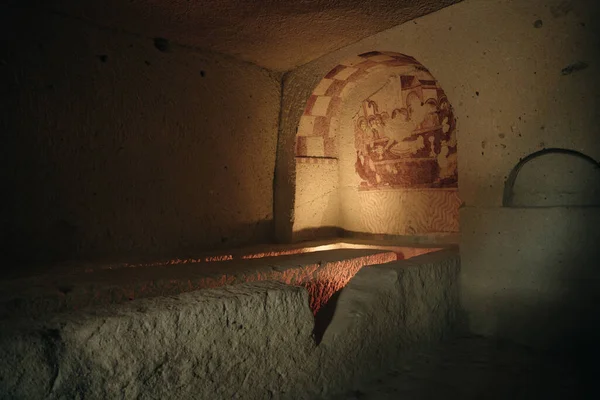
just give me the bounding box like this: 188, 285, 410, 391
465, 148, 600, 394
313, 287, 343, 345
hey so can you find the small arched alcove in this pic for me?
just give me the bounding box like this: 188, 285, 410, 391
503, 149, 600, 207
292, 51, 460, 241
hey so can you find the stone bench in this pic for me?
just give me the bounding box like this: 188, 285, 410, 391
0, 248, 460, 399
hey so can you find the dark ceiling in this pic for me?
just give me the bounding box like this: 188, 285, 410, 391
7, 0, 462, 71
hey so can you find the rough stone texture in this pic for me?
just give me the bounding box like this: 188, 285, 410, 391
7, 0, 462, 71
0, 329, 59, 400
460, 207, 600, 354
331, 336, 588, 399
0, 249, 460, 399
0, 8, 281, 268
317, 249, 460, 395
0, 282, 317, 399
275, 0, 600, 240
272, 0, 600, 360
0, 249, 399, 319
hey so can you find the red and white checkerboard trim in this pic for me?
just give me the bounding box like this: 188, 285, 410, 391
295, 51, 423, 159
295, 157, 338, 165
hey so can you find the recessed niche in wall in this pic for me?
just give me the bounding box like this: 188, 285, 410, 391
503, 149, 600, 207
293, 52, 460, 239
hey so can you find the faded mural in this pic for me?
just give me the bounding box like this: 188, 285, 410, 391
294, 51, 460, 237
354, 68, 457, 190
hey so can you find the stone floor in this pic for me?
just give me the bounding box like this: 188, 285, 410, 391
331, 336, 595, 400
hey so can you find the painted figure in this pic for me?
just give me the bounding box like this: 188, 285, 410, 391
353, 71, 457, 189
354, 117, 379, 186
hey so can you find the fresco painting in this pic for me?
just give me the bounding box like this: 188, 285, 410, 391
294, 52, 460, 237
353, 69, 457, 190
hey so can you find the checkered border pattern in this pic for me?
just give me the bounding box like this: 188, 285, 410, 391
295, 52, 421, 159
295, 157, 338, 165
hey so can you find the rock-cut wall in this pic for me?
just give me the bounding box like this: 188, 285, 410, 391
0, 249, 460, 399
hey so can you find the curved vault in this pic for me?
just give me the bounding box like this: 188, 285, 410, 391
503, 149, 600, 207
292, 51, 460, 241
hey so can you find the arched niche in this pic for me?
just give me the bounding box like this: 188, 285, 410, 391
291, 52, 460, 241
503, 149, 600, 207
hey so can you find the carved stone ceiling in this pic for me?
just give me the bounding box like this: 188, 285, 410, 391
17, 0, 461, 71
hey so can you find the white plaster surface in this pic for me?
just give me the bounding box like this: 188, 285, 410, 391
342, 189, 461, 234
294, 161, 340, 233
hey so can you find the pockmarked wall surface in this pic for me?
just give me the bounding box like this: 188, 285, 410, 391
276, 0, 600, 344
1, 7, 281, 267
277, 0, 600, 227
